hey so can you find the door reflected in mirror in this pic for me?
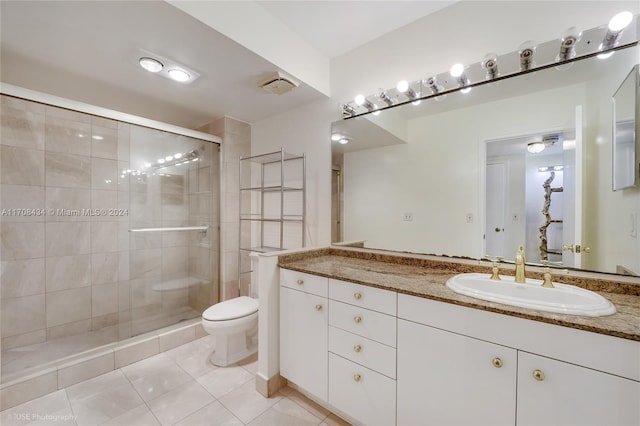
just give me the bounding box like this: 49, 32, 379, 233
612, 64, 639, 191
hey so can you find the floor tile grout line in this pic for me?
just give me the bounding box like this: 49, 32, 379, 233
284, 393, 331, 424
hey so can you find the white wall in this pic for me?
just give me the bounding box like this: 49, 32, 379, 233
343, 83, 586, 259
250, 99, 338, 249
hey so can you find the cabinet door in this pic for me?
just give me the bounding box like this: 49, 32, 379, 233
397, 319, 517, 426
280, 286, 328, 400
517, 352, 640, 426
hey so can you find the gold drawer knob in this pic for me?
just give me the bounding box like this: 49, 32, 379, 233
492, 358, 503, 368
532, 369, 545, 381
296, 279, 304, 285
354, 316, 362, 323
354, 345, 362, 353
353, 374, 361, 382
315, 304, 322, 311
354, 292, 362, 300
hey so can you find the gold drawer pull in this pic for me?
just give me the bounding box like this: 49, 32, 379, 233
353, 374, 361, 382
315, 304, 322, 311
296, 279, 304, 285
532, 369, 545, 381
354, 292, 362, 300
492, 358, 503, 368
354, 345, 362, 353
354, 316, 362, 323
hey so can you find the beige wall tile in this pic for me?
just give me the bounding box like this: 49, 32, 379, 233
91, 158, 117, 190
92, 312, 118, 330
117, 123, 130, 162
1, 258, 45, 298
46, 254, 91, 292
92, 282, 118, 317
57, 351, 114, 389
91, 115, 118, 129
45, 187, 91, 222
114, 337, 159, 369
46, 318, 92, 340
91, 221, 118, 252
45, 222, 90, 256
46, 287, 91, 328
0, 222, 45, 260
1, 329, 46, 351
130, 249, 162, 279
45, 105, 91, 123
0, 146, 44, 186
0, 369, 57, 411
45, 152, 91, 188
0, 294, 45, 337
0, 185, 45, 222
45, 117, 91, 156
91, 126, 118, 160
92, 252, 119, 285
1, 95, 45, 150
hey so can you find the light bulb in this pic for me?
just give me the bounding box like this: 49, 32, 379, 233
527, 142, 545, 154
460, 87, 472, 94
355, 94, 366, 105
338, 138, 349, 145
165, 155, 173, 161
174, 153, 183, 159
397, 80, 409, 93
157, 159, 165, 164
412, 100, 422, 106
450, 63, 465, 78
331, 134, 343, 142
139, 57, 163, 73
608, 11, 632, 32
144, 162, 151, 168
168, 69, 190, 82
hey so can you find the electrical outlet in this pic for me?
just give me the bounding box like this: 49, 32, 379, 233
465, 213, 473, 223
403, 213, 413, 222
512, 213, 519, 222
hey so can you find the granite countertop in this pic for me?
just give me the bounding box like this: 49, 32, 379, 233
278, 248, 640, 342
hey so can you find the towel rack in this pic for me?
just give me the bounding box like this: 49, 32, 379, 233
128, 225, 209, 233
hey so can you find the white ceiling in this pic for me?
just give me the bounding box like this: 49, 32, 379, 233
256, 1, 456, 58
0, 1, 455, 129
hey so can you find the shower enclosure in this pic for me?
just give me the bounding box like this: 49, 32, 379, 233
0, 94, 220, 382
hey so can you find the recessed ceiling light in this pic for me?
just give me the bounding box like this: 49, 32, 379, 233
168, 69, 190, 82
139, 57, 163, 73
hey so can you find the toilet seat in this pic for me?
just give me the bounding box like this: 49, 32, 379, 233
203, 296, 258, 321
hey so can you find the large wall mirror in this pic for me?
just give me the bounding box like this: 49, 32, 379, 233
331, 44, 640, 276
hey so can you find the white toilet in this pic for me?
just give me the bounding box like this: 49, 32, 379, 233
201, 296, 258, 367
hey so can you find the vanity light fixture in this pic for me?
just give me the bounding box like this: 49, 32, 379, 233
538, 165, 564, 172
424, 76, 440, 94
598, 11, 633, 59
450, 63, 471, 93
331, 133, 343, 142
355, 94, 377, 112
481, 53, 499, 79
342, 103, 357, 117
397, 80, 422, 105
378, 90, 394, 107
558, 27, 581, 62
518, 40, 537, 71
139, 57, 163, 73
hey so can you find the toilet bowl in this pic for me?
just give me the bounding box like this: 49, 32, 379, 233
201, 296, 258, 367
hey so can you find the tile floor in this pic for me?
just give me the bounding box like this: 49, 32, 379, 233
0, 335, 350, 426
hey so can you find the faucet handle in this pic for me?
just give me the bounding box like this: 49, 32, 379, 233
485, 255, 504, 280
539, 260, 556, 288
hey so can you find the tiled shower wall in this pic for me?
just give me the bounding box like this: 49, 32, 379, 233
198, 117, 251, 300
0, 95, 219, 352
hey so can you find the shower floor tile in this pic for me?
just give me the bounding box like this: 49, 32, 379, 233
0, 336, 352, 426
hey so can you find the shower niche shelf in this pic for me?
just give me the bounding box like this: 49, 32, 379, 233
238, 148, 306, 277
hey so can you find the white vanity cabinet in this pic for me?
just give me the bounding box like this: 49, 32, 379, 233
280, 270, 328, 400
327, 279, 398, 426
397, 319, 517, 426
279, 268, 640, 426
517, 352, 640, 426
398, 293, 640, 426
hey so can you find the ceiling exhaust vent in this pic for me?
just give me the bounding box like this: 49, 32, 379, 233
258, 71, 299, 95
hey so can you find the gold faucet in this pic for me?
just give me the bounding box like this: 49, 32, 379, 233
515, 245, 526, 283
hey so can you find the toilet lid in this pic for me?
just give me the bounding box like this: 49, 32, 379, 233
203, 296, 258, 321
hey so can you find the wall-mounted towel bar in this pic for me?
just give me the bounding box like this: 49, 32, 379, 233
129, 225, 209, 233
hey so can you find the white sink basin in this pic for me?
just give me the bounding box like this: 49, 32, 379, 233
445, 273, 616, 317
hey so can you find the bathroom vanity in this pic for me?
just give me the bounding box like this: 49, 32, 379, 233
275, 247, 640, 426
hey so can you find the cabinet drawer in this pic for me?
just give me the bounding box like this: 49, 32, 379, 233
329, 353, 396, 426
329, 299, 396, 347
329, 278, 397, 315
281, 269, 328, 297
329, 326, 396, 379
